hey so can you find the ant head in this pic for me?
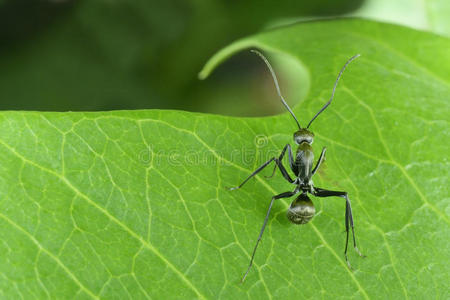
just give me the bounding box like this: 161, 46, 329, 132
293, 128, 314, 145
287, 193, 315, 225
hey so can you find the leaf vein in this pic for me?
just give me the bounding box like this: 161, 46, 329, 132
0, 139, 207, 300
0, 213, 99, 299
343, 87, 449, 224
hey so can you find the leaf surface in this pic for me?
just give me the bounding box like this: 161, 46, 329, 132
0, 19, 449, 299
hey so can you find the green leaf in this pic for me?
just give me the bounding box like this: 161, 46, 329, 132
351, 0, 450, 37
1, 19, 449, 299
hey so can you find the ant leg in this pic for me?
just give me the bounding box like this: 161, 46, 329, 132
312, 187, 365, 268
229, 158, 276, 190
265, 164, 278, 179
266, 144, 297, 178
230, 155, 294, 190
280, 144, 297, 176
286, 144, 298, 176
265, 156, 278, 179
274, 158, 294, 183
241, 190, 297, 283
312, 147, 326, 175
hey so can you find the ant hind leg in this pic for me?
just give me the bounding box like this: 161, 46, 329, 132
312, 187, 365, 268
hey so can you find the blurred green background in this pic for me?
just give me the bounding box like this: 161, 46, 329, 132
0, 0, 448, 116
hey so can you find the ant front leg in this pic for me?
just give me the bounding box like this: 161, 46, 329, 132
266, 144, 298, 179
229, 156, 293, 191
313, 187, 365, 268
312, 147, 326, 176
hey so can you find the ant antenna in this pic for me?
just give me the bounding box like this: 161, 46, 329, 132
306, 54, 360, 129
251, 50, 301, 129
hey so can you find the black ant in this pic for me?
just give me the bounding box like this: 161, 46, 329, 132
229, 50, 365, 282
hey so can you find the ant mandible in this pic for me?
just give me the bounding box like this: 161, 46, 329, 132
229, 50, 365, 282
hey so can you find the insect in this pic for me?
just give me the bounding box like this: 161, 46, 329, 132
230, 50, 365, 282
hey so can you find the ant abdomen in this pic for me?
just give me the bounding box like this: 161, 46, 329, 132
287, 193, 315, 224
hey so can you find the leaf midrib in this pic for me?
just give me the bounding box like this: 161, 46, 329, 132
0, 138, 207, 300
